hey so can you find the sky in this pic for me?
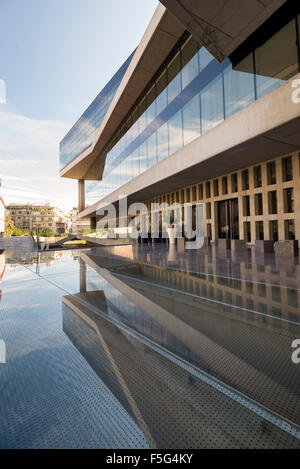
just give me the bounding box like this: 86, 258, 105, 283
0, 0, 158, 210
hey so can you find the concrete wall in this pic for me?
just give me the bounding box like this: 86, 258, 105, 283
143, 151, 300, 244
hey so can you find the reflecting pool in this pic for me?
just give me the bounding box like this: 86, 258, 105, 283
0, 248, 299, 448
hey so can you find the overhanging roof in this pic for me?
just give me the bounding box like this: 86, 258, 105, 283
60, 4, 185, 180
159, 0, 286, 62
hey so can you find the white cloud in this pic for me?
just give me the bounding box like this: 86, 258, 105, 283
0, 110, 77, 209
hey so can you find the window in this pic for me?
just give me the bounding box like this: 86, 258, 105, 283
223, 56, 255, 118
168, 110, 183, 155
181, 36, 199, 89
243, 196, 250, 216
285, 220, 295, 240
201, 75, 224, 134
167, 52, 181, 104
207, 223, 212, 241
256, 221, 264, 240
253, 166, 262, 188
182, 94, 201, 146
255, 193, 263, 215
206, 182, 211, 199
192, 186, 197, 201
255, 19, 298, 98
186, 188, 191, 203
267, 161, 276, 185
157, 122, 168, 161
231, 173, 238, 192
146, 85, 156, 125
206, 202, 211, 219
268, 191, 277, 214
282, 156, 293, 182
198, 184, 203, 200
222, 177, 228, 195
147, 133, 157, 168
213, 179, 219, 197
244, 222, 251, 242
242, 170, 249, 190
284, 188, 294, 213
156, 70, 168, 115
269, 220, 278, 242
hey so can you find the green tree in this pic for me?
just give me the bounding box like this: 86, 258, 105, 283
4, 214, 15, 237
39, 227, 54, 237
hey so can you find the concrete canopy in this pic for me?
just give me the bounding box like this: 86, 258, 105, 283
159, 0, 286, 62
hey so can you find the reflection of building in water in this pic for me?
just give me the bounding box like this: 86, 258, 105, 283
63, 253, 300, 430
62, 291, 299, 449
109, 262, 300, 327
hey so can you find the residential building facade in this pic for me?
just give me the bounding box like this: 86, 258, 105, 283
7, 205, 71, 235
60, 1, 300, 250
70, 209, 91, 234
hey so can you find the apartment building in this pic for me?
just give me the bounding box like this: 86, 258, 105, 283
7, 205, 71, 235
70, 209, 91, 234
59, 1, 300, 252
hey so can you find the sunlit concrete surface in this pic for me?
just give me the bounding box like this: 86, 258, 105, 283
0, 248, 299, 448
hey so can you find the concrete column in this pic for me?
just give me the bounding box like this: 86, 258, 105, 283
78, 180, 85, 213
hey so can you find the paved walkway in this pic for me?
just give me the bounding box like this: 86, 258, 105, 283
0, 236, 37, 253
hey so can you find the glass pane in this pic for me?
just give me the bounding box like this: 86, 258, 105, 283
157, 122, 169, 161
126, 154, 133, 182
167, 52, 181, 103
147, 133, 157, 168
156, 70, 168, 115
132, 149, 140, 179
168, 109, 183, 156
224, 56, 255, 118
138, 141, 148, 175
199, 47, 214, 71
139, 110, 147, 134
167, 74, 181, 104
146, 85, 156, 125
182, 36, 199, 89
201, 74, 224, 134
255, 19, 298, 98
182, 93, 201, 146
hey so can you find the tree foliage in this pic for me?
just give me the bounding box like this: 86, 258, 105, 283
4, 214, 15, 237
38, 227, 54, 237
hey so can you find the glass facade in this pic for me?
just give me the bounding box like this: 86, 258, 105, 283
59, 51, 135, 170
83, 15, 300, 206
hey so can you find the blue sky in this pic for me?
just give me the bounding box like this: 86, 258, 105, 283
0, 0, 158, 209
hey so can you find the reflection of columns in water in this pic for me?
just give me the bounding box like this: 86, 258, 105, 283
79, 258, 87, 293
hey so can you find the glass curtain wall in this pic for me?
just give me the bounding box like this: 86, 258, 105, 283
60, 51, 135, 170
86, 15, 300, 206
